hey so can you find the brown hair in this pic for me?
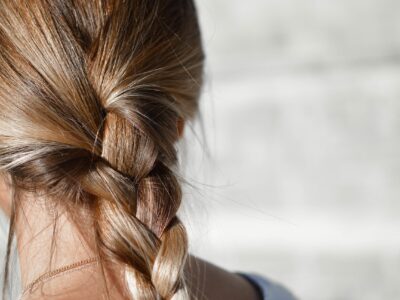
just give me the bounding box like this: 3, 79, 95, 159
0, 0, 205, 299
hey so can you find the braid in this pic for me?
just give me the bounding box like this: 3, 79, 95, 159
0, 0, 204, 299
80, 104, 189, 299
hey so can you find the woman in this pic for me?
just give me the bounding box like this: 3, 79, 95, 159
0, 0, 297, 299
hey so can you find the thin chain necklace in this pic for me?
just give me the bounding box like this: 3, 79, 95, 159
20, 256, 101, 298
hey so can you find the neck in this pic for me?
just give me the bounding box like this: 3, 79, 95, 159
9, 191, 261, 300
15, 194, 98, 289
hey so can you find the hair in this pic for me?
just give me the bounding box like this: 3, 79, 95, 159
0, 0, 205, 299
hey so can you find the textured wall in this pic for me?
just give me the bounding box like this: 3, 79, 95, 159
181, 1, 400, 300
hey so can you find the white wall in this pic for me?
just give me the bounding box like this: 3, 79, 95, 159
182, 1, 400, 299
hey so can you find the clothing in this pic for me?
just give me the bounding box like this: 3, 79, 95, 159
237, 272, 298, 300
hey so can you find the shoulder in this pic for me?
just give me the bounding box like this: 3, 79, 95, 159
185, 255, 263, 300
185, 255, 298, 300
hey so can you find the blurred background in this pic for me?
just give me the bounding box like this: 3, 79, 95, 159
180, 0, 400, 300
1, 0, 400, 299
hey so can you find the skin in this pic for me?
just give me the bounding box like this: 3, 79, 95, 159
0, 121, 261, 300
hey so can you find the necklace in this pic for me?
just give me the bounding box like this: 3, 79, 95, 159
20, 256, 101, 297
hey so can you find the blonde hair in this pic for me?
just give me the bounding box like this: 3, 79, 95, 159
0, 0, 205, 299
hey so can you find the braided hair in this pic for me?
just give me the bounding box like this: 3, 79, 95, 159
0, 0, 205, 299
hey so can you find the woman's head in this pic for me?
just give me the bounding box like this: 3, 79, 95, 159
0, 0, 204, 299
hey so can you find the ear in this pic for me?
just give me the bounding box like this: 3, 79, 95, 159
177, 117, 185, 139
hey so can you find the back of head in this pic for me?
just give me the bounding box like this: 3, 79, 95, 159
0, 0, 204, 299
